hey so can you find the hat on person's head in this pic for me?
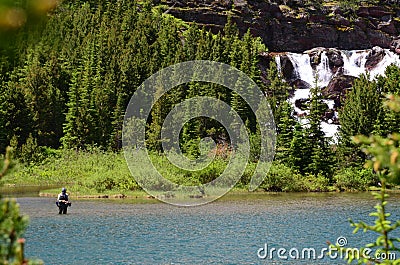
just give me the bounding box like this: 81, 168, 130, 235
62, 187, 66, 193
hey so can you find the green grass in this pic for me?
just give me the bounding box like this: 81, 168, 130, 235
2, 148, 387, 198
3, 148, 135, 191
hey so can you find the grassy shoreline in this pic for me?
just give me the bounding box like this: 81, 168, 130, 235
1, 184, 395, 199
2, 148, 393, 199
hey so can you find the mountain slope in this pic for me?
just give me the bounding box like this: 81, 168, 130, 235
161, 0, 400, 52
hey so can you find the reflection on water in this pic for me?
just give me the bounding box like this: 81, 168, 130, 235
16, 193, 400, 265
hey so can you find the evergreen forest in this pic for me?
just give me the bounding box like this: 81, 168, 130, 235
1, 0, 400, 194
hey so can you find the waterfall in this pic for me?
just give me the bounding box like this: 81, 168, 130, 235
275, 56, 282, 73
284, 48, 400, 85
341, 49, 400, 78
341, 50, 368, 77
316, 52, 332, 87
286, 53, 314, 85
369, 50, 400, 77
276, 47, 400, 139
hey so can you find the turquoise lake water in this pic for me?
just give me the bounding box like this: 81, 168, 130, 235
17, 192, 400, 265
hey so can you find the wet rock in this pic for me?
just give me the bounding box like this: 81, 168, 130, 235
365, 46, 385, 70
306, 47, 325, 68
269, 3, 283, 19
279, 54, 296, 80
258, 52, 273, 85
333, 98, 341, 109
368, 6, 392, 18
353, 18, 368, 31
365, 28, 392, 48
324, 109, 335, 120
290, 79, 311, 89
356, 7, 369, 17
326, 48, 344, 72
333, 14, 351, 27
333, 7, 343, 16
163, 0, 398, 52
309, 14, 326, 23
378, 20, 397, 35
305, 47, 344, 73
382, 15, 392, 23
233, 0, 247, 7
295, 98, 309, 111
390, 37, 400, 55
323, 74, 357, 104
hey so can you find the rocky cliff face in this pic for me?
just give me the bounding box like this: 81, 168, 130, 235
162, 0, 400, 53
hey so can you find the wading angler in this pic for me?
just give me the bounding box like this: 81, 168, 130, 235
56, 187, 71, 214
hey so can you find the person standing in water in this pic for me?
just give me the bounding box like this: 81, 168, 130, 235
56, 187, 71, 214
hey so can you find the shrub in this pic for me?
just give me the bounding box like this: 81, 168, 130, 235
333, 167, 377, 191
92, 176, 117, 192
301, 173, 330, 192
259, 162, 304, 192
116, 175, 140, 191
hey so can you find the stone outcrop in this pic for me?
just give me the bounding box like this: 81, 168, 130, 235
390, 37, 400, 54
162, 0, 400, 52
278, 54, 296, 80
365, 46, 386, 70
323, 74, 357, 108
326, 49, 344, 72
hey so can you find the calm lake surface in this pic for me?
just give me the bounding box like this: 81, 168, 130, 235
16, 192, 400, 265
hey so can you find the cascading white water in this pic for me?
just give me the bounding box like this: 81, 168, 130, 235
284, 51, 333, 87
369, 50, 400, 77
275, 55, 282, 74
341, 49, 400, 78
316, 52, 332, 87
286, 53, 314, 85
277, 47, 400, 138
341, 50, 368, 77
285, 48, 400, 85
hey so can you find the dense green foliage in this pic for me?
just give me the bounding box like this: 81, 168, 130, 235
0, 0, 264, 153
1, 0, 400, 194
333, 95, 400, 264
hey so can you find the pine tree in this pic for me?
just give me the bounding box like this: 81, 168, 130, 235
288, 122, 310, 174
146, 75, 166, 153
338, 74, 381, 167
266, 60, 290, 120
377, 64, 400, 95
275, 101, 296, 164
61, 67, 81, 149
62, 38, 98, 149
266, 60, 295, 164
222, 16, 239, 64
306, 78, 332, 176
182, 24, 200, 61
0, 78, 33, 151
20, 50, 66, 148
373, 64, 400, 137
0, 0, 275, 156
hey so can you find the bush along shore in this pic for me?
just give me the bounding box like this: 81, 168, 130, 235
1, 147, 390, 200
